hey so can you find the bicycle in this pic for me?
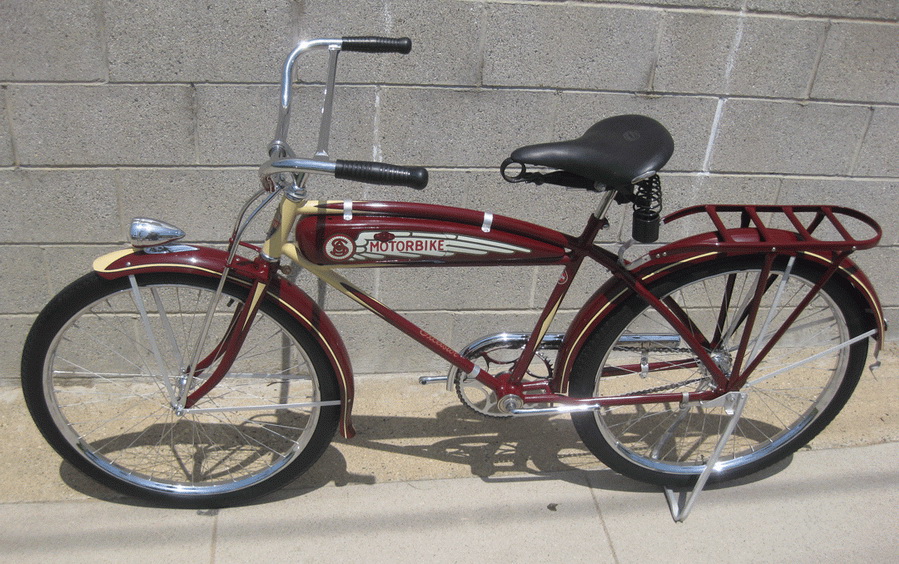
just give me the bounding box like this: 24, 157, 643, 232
21, 37, 886, 517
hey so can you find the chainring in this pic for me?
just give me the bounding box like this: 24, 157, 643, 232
454, 348, 555, 418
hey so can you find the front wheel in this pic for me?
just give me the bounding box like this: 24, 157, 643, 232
21, 272, 340, 508
570, 256, 868, 487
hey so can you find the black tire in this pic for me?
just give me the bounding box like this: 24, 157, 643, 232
570, 256, 868, 487
21, 272, 340, 508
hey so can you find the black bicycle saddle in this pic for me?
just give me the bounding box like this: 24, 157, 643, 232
509, 115, 674, 187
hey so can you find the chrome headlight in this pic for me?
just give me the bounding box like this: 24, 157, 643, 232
129, 218, 186, 249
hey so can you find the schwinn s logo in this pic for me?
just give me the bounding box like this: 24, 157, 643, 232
345, 231, 531, 261
324, 234, 356, 261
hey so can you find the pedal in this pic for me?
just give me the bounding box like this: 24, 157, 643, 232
418, 376, 448, 385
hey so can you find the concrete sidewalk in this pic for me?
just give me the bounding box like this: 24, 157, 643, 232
0, 442, 896, 563
1, 344, 896, 562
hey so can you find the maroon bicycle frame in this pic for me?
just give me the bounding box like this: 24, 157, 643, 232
96, 198, 885, 435
292, 199, 885, 410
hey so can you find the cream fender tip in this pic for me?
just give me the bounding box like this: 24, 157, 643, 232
92, 249, 135, 272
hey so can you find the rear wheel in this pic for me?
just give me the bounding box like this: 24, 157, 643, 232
21, 272, 340, 507
570, 256, 868, 486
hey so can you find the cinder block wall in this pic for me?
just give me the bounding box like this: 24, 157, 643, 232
1, 0, 896, 381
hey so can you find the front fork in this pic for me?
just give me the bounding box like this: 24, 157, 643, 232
173, 188, 287, 411
179, 272, 274, 410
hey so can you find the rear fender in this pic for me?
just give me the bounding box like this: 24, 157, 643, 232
93, 247, 357, 438
553, 229, 886, 394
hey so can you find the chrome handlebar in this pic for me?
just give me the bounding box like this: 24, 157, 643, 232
270, 38, 340, 157
261, 36, 424, 195
268, 36, 413, 159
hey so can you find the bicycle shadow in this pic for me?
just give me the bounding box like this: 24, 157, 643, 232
57, 403, 794, 507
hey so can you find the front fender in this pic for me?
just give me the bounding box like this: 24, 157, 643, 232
553, 230, 886, 394
93, 246, 357, 438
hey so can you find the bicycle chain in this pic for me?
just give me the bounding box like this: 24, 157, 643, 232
612, 346, 696, 354
621, 377, 709, 396
612, 345, 709, 396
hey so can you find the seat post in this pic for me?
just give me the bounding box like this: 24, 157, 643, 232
572, 189, 617, 248
593, 188, 617, 220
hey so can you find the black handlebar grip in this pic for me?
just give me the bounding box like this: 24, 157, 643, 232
341, 36, 412, 54
335, 160, 428, 189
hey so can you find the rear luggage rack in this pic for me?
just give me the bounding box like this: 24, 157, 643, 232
662, 205, 882, 254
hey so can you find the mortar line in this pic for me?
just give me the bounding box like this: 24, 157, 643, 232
37, 244, 54, 310
6, 163, 897, 182
461, 0, 899, 25
381, 0, 394, 34
189, 83, 201, 165
804, 20, 832, 100
113, 168, 127, 243
372, 268, 381, 303
700, 2, 746, 173
476, 1, 488, 88
528, 266, 539, 308
2, 86, 19, 167
644, 9, 666, 94
701, 98, 726, 173
848, 106, 876, 175
773, 176, 785, 206
1, 164, 892, 177
372, 87, 383, 164
2, 79, 897, 109
97, 0, 111, 83
358, 84, 899, 108
722, 4, 748, 91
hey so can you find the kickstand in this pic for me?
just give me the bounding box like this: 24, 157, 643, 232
664, 391, 748, 522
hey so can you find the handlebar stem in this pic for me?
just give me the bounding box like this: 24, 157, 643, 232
315, 46, 341, 160
270, 38, 342, 157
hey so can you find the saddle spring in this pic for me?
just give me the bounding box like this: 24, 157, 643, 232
631, 175, 662, 243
